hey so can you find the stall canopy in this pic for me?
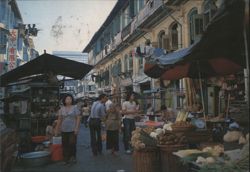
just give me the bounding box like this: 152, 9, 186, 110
0, 53, 93, 86
144, 0, 246, 80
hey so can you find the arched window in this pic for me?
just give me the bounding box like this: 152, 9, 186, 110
158, 30, 165, 48
188, 8, 198, 45
170, 23, 178, 50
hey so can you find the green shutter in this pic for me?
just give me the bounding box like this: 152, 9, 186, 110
129, 0, 135, 18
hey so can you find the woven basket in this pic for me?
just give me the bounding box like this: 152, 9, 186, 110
171, 125, 195, 132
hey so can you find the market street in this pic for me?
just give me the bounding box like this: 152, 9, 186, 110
0, 0, 249, 172
12, 123, 133, 172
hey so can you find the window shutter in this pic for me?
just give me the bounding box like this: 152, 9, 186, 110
193, 14, 203, 42
117, 62, 121, 75
129, 0, 135, 18
162, 35, 171, 52
151, 41, 158, 48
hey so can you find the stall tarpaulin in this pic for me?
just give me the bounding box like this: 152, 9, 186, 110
0, 53, 93, 86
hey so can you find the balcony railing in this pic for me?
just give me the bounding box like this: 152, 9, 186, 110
91, 0, 164, 66
121, 22, 131, 40
133, 0, 163, 32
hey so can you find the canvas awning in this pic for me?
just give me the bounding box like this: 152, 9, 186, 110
0, 53, 93, 86
144, 0, 246, 79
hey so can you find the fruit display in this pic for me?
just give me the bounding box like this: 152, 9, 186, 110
143, 126, 155, 135
157, 132, 188, 145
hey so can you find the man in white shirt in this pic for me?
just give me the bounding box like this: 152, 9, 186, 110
105, 96, 113, 112
122, 92, 140, 154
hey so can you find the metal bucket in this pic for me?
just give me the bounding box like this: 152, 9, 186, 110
21, 151, 51, 167
42, 141, 51, 148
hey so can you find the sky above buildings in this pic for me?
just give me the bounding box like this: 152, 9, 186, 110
16, 0, 117, 54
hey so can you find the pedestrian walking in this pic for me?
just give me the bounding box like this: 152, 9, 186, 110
122, 92, 140, 154
105, 95, 113, 112
81, 102, 90, 127
105, 103, 122, 155
55, 94, 81, 165
89, 94, 108, 156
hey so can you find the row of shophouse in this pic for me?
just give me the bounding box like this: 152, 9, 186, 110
0, 0, 39, 114
83, 0, 225, 112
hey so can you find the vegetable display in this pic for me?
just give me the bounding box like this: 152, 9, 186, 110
223, 131, 243, 142
131, 127, 157, 150
157, 132, 188, 145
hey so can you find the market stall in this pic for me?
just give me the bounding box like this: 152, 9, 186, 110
139, 0, 248, 171
131, 110, 214, 172
0, 53, 92, 165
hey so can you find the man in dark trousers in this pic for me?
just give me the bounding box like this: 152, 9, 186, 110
89, 94, 108, 156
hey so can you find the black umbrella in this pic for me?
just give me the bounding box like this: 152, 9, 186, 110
0, 53, 93, 86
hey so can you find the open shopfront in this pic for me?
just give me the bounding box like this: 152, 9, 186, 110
136, 0, 249, 171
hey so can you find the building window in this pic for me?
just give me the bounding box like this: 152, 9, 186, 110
158, 30, 171, 51
188, 8, 198, 45
118, 60, 122, 74
203, 0, 217, 29
129, 54, 133, 71
158, 30, 165, 49
104, 45, 108, 55
100, 38, 104, 50
124, 54, 128, 73
139, 56, 143, 69
122, 6, 131, 30
115, 15, 121, 34
170, 23, 179, 50
132, 0, 145, 16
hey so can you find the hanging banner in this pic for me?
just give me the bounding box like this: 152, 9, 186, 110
8, 29, 18, 71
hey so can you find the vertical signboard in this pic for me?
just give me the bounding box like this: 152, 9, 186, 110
8, 29, 18, 71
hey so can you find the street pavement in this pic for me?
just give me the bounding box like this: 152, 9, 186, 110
12, 124, 133, 172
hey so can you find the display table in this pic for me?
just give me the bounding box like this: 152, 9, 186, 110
135, 121, 164, 128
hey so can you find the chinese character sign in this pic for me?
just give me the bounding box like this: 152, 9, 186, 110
8, 29, 18, 71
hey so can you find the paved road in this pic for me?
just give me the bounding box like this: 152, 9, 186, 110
12, 124, 133, 172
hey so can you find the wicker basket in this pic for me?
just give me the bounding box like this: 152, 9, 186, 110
171, 125, 195, 132
157, 144, 188, 172
133, 147, 161, 172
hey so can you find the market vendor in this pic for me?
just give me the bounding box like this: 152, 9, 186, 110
188, 103, 204, 118
158, 105, 176, 123
45, 120, 57, 141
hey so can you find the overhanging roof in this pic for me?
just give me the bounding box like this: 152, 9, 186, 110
0, 53, 93, 87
